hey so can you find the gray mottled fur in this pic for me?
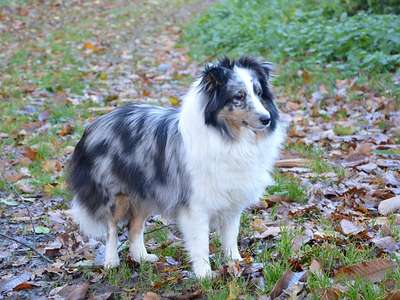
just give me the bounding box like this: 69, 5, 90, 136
68, 104, 191, 222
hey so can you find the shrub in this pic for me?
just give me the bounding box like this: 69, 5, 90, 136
184, 0, 400, 75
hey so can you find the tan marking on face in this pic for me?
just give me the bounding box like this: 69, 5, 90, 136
218, 106, 249, 138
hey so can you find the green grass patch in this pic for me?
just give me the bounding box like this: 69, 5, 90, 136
267, 173, 307, 203
333, 124, 356, 136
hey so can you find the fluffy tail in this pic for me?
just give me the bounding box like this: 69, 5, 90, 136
68, 197, 107, 239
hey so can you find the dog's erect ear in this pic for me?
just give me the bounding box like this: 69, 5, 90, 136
261, 61, 273, 80
200, 64, 230, 95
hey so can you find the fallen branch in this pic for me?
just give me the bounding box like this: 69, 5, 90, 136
145, 223, 176, 235
0, 232, 53, 263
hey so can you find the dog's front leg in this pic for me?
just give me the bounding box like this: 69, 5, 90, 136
219, 212, 243, 261
177, 208, 212, 278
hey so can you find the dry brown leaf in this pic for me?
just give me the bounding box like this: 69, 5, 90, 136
270, 270, 305, 299
309, 259, 322, 274
56, 282, 90, 300
59, 124, 74, 136
334, 259, 396, 283
320, 288, 340, 300
43, 160, 62, 173
385, 290, 400, 300
266, 194, 291, 203
23, 147, 37, 160
251, 218, 267, 232
258, 227, 281, 239
143, 291, 161, 300
13, 282, 38, 291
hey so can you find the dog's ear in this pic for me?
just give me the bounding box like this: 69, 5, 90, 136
261, 61, 273, 80
200, 64, 230, 95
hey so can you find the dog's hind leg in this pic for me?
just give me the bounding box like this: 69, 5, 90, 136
104, 217, 120, 268
104, 194, 130, 268
128, 210, 158, 263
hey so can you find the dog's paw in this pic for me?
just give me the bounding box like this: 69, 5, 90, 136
193, 263, 214, 279
132, 253, 159, 263
195, 269, 218, 280
104, 256, 120, 269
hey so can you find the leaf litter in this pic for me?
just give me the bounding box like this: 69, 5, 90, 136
0, 0, 399, 299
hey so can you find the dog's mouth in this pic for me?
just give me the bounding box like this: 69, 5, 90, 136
242, 121, 268, 132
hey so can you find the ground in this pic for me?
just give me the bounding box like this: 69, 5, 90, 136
0, 1, 400, 299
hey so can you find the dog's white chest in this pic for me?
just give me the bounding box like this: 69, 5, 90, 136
186, 128, 283, 212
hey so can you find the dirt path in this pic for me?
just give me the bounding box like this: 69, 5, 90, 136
0, 1, 212, 298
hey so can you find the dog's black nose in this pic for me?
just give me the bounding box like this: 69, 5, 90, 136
259, 115, 271, 126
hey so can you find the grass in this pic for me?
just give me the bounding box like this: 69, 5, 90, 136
266, 172, 307, 203
333, 124, 356, 136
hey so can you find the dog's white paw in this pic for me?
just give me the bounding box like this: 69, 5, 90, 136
225, 249, 243, 261
104, 256, 120, 269
132, 253, 159, 263
193, 263, 214, 279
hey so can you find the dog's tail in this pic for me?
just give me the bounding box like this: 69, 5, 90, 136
68, 197, 107, 239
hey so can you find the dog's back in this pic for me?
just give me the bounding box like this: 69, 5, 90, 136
67, 104, 190, 237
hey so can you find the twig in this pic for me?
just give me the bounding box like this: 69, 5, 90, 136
144, 223, 176, 235
1, 175, 37, 246
0, 232, 53, 263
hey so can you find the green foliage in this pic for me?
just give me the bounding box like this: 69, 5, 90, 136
340, 0, 400, 15
267, 173, 307, 203
184, 0, 400, 76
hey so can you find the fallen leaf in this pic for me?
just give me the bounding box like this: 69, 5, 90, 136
275, 158, 310, 168
13, 282, 38, 291
88, 107, 114, 114
385, 290, 400, 300
34, 226, 50, 234
270, 270, 305, 299
334, 259, 396, 283
0, 272, 32, 293
43, 160, 62, 173
372, 236, 399, 252
256, 227, 281, 239
251, 218, 267, 232
0, 198, 19, 206
309, 259, 322, 274
15, 180, 35, 193
144, 291, 161, 300
56, 282, 90, 300
23, 147, 37, 160
378, 196, 400, 216
319, 288, 341, 300
169, 96, 180, 106
59, 124, 74, 136
38, 110, 50, 122
340, 219, 364, 235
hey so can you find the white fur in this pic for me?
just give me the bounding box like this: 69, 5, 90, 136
178, 78, 285, 277
69, 197, 107, 238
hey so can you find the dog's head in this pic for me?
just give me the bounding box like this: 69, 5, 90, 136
199, 56, 279, 140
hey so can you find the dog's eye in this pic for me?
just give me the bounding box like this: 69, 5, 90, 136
233, 91, 246, 104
